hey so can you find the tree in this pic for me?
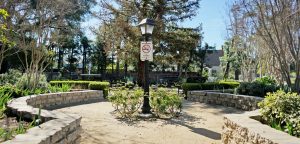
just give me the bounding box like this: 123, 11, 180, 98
225, 1, 259, 82
194, 43, 215, 78
220, 40, 241, 80
230, 0, 300, 92
96, 0, 201, 84
80, 36, 90, 74
0, 9, 15, 72
1, 0, 94, 89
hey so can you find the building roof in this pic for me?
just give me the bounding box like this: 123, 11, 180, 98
204, 50, 223, 67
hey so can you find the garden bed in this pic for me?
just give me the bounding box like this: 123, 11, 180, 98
3, 90, 104, 144
222, 110, 300, 144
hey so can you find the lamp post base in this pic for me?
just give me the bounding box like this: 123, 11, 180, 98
138, 113, 153, 119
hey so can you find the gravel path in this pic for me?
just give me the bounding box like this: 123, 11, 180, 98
55, 100, 243, 144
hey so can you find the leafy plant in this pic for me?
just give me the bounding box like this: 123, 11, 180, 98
236, 81, 278, 97
16, 73, 49, 91
0, 69, 22, 86
125, 82, 135, 89
150, 88, 182, 118
48, 84, 71, 93
259, 90, 300, 137
255, 76, 276, 85
15, 118, 26, 135
0, 127, 13, 141
0, 91, 11, 118
108, 88, 143, 118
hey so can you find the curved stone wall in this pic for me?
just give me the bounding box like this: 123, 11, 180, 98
3, 90, 103, 144
187, 91, 263, 111
222, 111, 300, 144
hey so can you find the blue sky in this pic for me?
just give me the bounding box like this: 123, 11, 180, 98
82, 0, 229, 49
180, 0, 229, 49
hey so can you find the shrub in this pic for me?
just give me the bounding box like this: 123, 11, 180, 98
0, 69, 22, 86
255, 76, 276, 85
0, 90, 11, 118
0, 85, 24, 98
16, 73, 49, 90
88, 82, 110, 90
259, 91, 300, 137
125, 82, 135, 89
88, 82, 110, 98
186, 77, 207, 83
150, 88, 182, 118
108, 88, 144, 118
48, 84, 71, 93
50, 81, 92, 89
236, 81, 278, 97
182, 81, 240, 94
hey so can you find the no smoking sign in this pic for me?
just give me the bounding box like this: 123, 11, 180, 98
140, 41, 153, 61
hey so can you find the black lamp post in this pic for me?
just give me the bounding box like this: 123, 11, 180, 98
138, 18, 155, 114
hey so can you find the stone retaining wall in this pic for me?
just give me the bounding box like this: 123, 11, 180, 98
187, 91, 263, 111
4, 90, 103, 144
222, 111, 300, 144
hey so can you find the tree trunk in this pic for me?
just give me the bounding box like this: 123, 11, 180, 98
234, 69, 239, 80
124, 61, 128, 79
82, 47, 86, 74
223, 61, 230, 79
58, 47, 63, 70
116, 57, 119, 80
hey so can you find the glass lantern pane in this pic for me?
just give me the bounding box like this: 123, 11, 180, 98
146, 25, 154, 34
140, 25, 146, 35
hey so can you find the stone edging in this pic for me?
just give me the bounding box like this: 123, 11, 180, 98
222, 110, 300, 144
187, 91, 263, 111
3, 90, 103, 144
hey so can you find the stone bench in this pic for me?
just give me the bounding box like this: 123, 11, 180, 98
187, 91, 263, 111
4, 90, 103, 144
222, 110, 300, 144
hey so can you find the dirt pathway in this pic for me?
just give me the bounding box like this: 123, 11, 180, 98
55, 100, 243, 144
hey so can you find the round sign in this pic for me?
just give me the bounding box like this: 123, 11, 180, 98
142, 44, 151, 53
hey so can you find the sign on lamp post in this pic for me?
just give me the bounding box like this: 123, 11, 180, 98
140, 41, 153, 61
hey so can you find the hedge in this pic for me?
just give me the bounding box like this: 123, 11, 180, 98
50, 81, 110, 98
182, 81, 240, 94
88, 82, 110, 90
50, 81, 96, 89
236, 82, 278, 97
88, 82, 110, 98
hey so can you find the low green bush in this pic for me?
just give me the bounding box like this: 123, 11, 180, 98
16, 73, 49, 90
50, 81, 92, 89
108, 88, 183, 119
0, 84, 72, 98
88, 82, 110, 98
49, 84, 71, 93
182, 81, 240, 94
108, 88, 144, 118
236, 78, 278, 97
0, 90, 11, 118
88, 82, 110, 90
255, 76, 276, 85
150, 88, 182, 118
259, 90, 300, 137
0, 85, 24, 98
125, 82, 135, 89
0, 69, 22, 86
50, 80, 110, 97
